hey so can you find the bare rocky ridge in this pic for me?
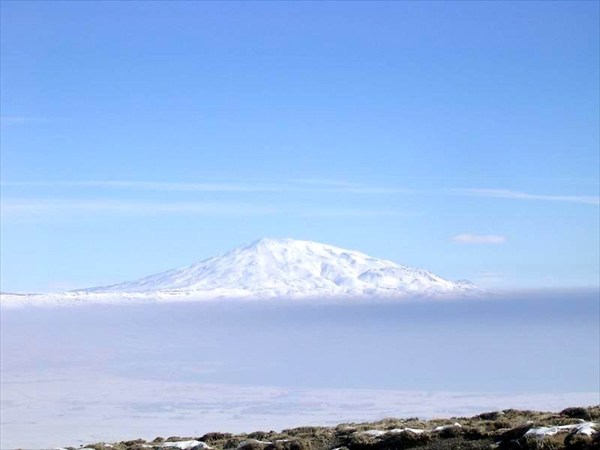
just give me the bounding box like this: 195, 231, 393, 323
59, 407, 599, 450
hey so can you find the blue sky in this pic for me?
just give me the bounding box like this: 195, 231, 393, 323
1, 1, 598, 292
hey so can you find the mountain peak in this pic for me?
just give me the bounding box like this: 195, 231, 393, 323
245, 237, 298, 249
82, 238, 476, 299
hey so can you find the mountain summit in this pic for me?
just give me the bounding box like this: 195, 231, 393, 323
82, 238, 475, 299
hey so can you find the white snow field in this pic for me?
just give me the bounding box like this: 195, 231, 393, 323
1, 368, 597, 449
1, 293, 599, 449
1, 238, 477, 307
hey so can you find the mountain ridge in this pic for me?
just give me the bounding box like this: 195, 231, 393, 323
1, 238, 477, 306
83, 237, 475, 296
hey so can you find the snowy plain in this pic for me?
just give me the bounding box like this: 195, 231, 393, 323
1, 291, 599, 449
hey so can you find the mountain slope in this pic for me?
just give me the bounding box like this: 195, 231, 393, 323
83, 238, 475, 298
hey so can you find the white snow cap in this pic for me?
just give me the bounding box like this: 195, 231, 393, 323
1, 238, 478, 307
86, 238, 476, 298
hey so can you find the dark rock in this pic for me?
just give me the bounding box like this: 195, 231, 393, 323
344, 432, 379, 450
565, 432, 595, 449
223, 437, 244, 449
462, 426, 494, 440
248, 432, 274, 441
378, 431, 431, 449
477, 411, 502, 421
165, 437, 196, 442
238, 440, 270, 450
516, 434, 565, 450
436, 426, 462, 439
201, 433, 234, 443
265, 440, 311, 450
121, 439, 147, 449
560, 407, 593, 421
498, 423, 533, 442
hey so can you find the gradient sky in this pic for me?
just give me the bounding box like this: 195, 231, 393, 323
1, 1, 598, 292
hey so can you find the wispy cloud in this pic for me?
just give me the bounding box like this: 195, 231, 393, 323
0, 199, 277, 215
0, 116, 34, 126
295, 208, 407, 218
1, 181, 277, 193
286, 178, 361, 187
1, 179, 414, 195
0, 199, 402, 218
455, 188, 600, 205
2, 181, 598, 204
452, 234, 507, 244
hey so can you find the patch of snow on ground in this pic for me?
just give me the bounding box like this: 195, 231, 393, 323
525, 422, 597, 438
238, 440, 273, 446
432, 423, 462, 432
161, 440, 211, 449
360, 430, 387, 437
362, 425, 458, 436
575, 422, 597, 436
388, 428, 426, 434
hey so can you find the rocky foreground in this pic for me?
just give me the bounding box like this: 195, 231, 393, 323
58, 406, 599, 450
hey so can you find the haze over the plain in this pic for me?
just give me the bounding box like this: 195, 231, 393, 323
1, 290, 598, 448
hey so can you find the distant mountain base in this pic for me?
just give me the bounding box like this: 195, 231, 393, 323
63, 407, 598, 450
0, 288, 481, 308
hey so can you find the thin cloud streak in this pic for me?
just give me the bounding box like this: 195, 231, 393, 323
294, 208, 408, 218
452, 234, 507, 244
0, 199, 403, 218
1, 199, 277, 215
1, 181, 277, 193
0, 116, 33, 126
2, 181, 598, 204
1, 180, 413, 194
455, 188, 600, 205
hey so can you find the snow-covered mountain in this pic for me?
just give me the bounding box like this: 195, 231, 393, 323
1, 238, 476, 306
87, 238, 474, 296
